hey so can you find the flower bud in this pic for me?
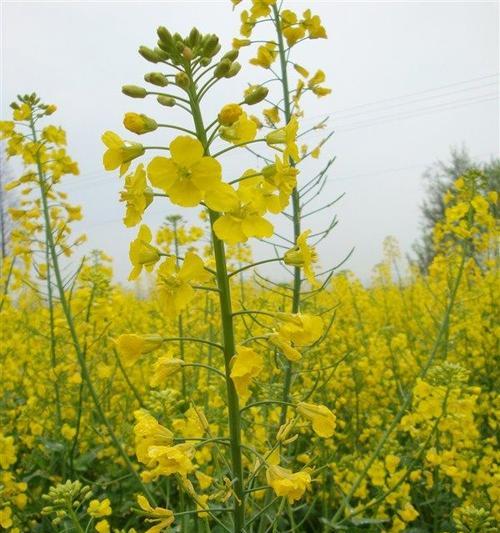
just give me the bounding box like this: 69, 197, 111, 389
222, 49, 239, 62
226, 62, 241, 78
244, 85, 269, 105
203, 34, 220, 57
175, 72, 190, 89
183, 46, 193, 61
157, 26, 174, 51
123, 113, 158, 135
214, 58, 231, 78
138, 46, 160, 63
122, 85, 147, 98
218, 103, 243, 126
157, 95, 176, 107
144, 72, 168, 87
188, 27, 201, 47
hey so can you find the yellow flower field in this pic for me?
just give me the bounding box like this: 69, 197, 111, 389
0, 1, 498, 532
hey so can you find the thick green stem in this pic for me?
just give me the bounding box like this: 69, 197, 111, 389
186, 72, 245, 532
272, 3, 301, 427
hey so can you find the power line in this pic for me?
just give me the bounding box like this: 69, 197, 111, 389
335, 94, 498, 132
331, 73, 499, 115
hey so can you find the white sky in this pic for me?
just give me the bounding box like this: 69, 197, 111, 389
1, 1, 499, 284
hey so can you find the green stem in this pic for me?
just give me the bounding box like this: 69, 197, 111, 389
272, 2, 301, 427
29, 117, 156, 504
186, 68, 245, 532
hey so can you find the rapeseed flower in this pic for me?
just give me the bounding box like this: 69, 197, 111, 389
147, 136, 222, 207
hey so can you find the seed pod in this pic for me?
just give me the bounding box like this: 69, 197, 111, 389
144, 72, 168, 87
121, 85, 147, 98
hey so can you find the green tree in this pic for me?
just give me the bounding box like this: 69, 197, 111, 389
413, 146, 499, 271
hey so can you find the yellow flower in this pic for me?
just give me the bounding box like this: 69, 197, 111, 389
0, 121, 15, 139
13, 103, 31, 121
301, 9, 327, 39
293, 63, 309, 78
120, 164, 153, 227
233, 38, 251, 49
42, 125, 66, 146
87, 498, 112, 518
195, 471, 213, 490
250, 0, 276, 18
147, 136, 221, 207
145, 442, 195, 480
263, 107, 280, 126
266, 465, 311, 503
123, 112, 158, 134
157, 252, 212, 319
308, 70, 332, 97
61, 423, 76, 440
0, 434, 16, 469
218, 103, 243, 126
277, 313, 324, 345
398, 503, 419, 522
250, 43, 278, 69
128, 225, 161, 280
266, 115, 299, 162
102, 131, 145, 176
95, 520, 110, 533
213, 205, 273, 244
284, 230, 318, 286
220, 112, 257, 145
269, 332, 302, 361
136, 494, 175, 533
282, 12, 306, 47
230, 346, 264, 400
134, 410, 173, 465
0, 507, 12, 529
114, 333, 163, 367
262, 155, 298, 202
150, 352, 184, 387
240, 10, 256, 37
297, 402, 336, 438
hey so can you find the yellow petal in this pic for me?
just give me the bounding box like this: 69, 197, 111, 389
170, 136, 204, 167
147, 157, 177, 191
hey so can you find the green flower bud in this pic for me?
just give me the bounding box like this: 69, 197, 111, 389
122, 85, 147, 98
200, 57, 212, 67
203, 34, 220, 57
188, 27, 201, 47
222, 49, 239, 62
244, 85, 269, 105
153, 48, 169, 61
144, 72, 168, 87
157, 95, 176, 107
157, 26, 174, 50
183, 47, 193, 61
175, 72, 190, 89
214, 58, 231, 78
225, 61, 241, 78
138, 46, 160, 63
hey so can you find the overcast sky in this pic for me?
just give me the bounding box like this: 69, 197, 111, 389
1, 1, 499, 284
